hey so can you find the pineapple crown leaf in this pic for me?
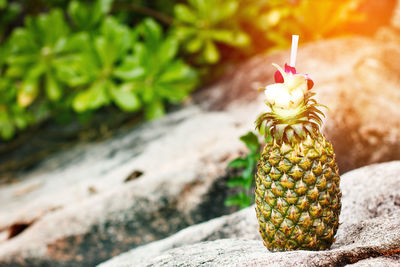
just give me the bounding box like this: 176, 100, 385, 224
255, 101, 325, 143
256, 91, 326, 144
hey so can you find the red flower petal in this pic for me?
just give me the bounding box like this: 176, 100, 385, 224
307, 78, 314, 90
284, 63, 297, 74
274, 70, 284, 83
302, 74, 314, 90
272, 63, 314, 89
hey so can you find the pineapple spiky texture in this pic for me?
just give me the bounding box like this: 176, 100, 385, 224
254, 63, 341, 251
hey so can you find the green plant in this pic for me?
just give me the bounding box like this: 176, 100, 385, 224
173, 0, 249, 64
6, 9, 72, 106
0, 76, 33, 140
225, 131, 261, 209
1, 9, 79, 139
68, 0, 113, 31
59, 16, 133, 112
0, 0, 22, 42
113, 18, 198, 119
0, 3, 198, 139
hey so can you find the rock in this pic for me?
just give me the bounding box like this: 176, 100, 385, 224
197, 36, 400, 173
339, 161, 400, 227
104, 220, 400, 267
347, 255, 400, 267
0, 106, 259, 267
99, 161, 400, 267
98, 208, 260, 267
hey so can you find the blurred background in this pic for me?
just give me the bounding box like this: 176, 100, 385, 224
0, 0, 396, 178
0, 0, 400, 266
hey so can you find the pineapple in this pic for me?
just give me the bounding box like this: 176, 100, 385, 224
254, 63, 341, 251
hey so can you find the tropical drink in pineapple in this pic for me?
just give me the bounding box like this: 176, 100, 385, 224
254, 45, 341, 251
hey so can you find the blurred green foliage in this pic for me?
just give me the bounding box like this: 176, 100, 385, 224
0, 0, 367, 140
173, 0, 249, 63
225, 132, 260, 209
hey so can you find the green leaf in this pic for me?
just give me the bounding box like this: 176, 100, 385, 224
228, 158, 247, 168
188, 0, 207, 15
158, 60, 197, 84
7, 53, 37, 65
155, 83, 190, 104
96, 17, 131, 66
203, 40, 219, 64
145, 99, 165, 120
68, 0, 112, 30
156, 61, 198, 103
0, 0, 7, 9
232, 32, 250, 47
185, 36, 203, 53
63, 32, 91, 52
172, 0, 250, 64
55, 53, 96, 86
227, 177, 247, 188
8, 28, 35, 54
225, 192, 251, 209
110, 84, 141, 112
113, 67, 146, 81
240, 132, 260, 154
45, 72, 62, 101
214, 0, 238, 21
174, 4, 197, 23
0, 121, 15, 140
172, 26, 196, 41
36, 9, 69, 46
210, 29, 250, 47
242, 157, 255, 182
13, 113, 30, 130
73, 81, 108, 112
96, 0, 113, 15
157, 37, 179, 65
18, 83, 37, 107
139, 18, 163, 48
224, 195, 242, 207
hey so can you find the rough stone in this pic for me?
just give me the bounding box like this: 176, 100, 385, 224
0, 107, 258, 267
98, 208, 260, 267
99, 161, 400, 267
347, 255, 400, 267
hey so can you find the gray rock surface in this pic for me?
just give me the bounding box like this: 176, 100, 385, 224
1, 33, 400, 266
347, 255, 400, 267
99, 161, 400, 267
98, 207, 260, 267
0, 106, 258, 266
138, 229, 400, 267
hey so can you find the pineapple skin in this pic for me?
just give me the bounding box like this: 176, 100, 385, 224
255, 134, 341, 251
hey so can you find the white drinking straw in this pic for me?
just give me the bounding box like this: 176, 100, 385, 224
289, 35, 299, 67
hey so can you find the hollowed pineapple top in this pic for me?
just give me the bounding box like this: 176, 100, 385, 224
256, 63, 324, 144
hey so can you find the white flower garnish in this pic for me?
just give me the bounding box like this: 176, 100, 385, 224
264, 64, 308, 109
